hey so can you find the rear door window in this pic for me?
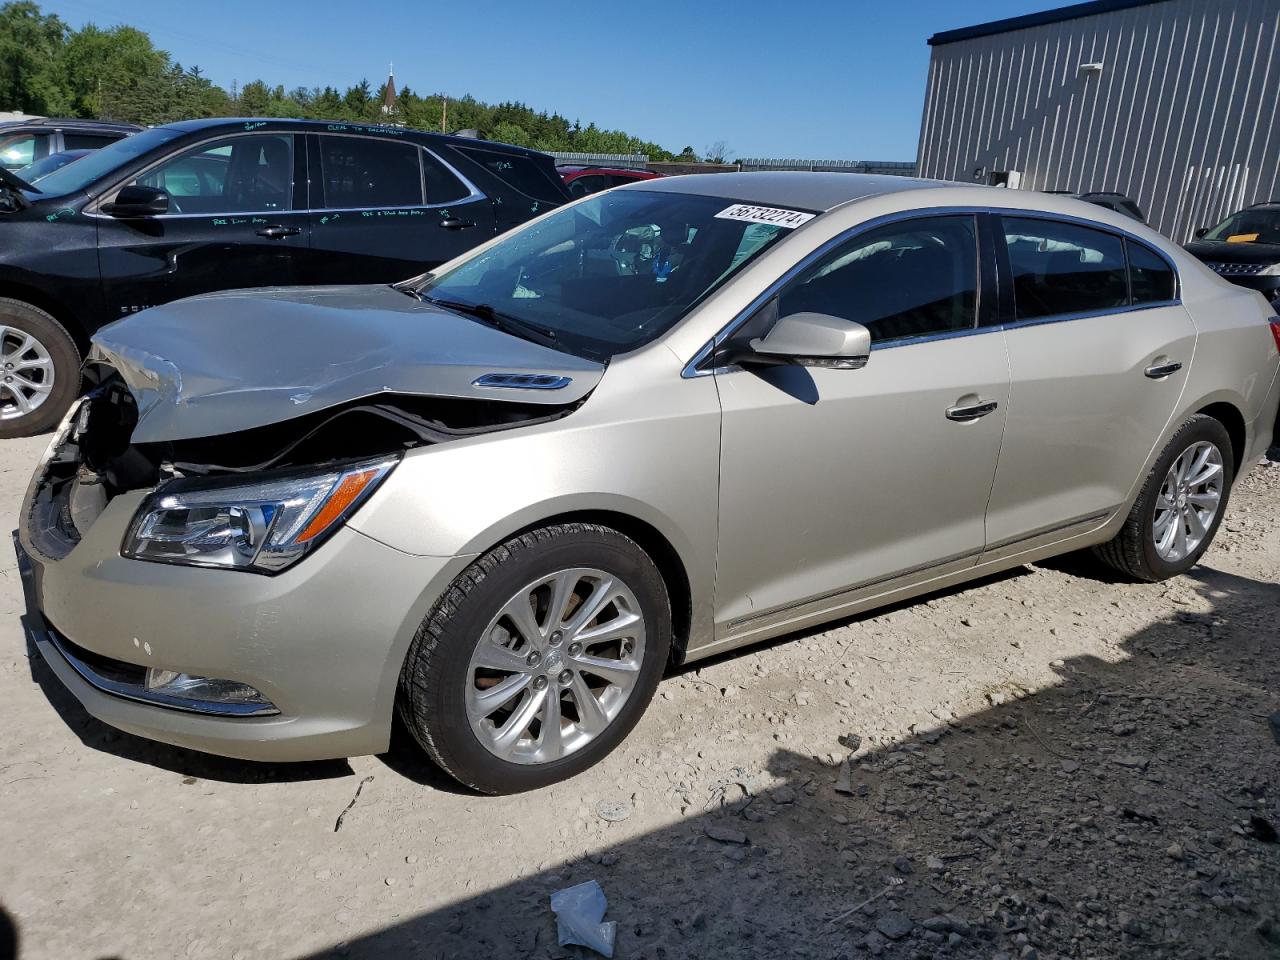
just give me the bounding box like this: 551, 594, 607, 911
460, 147, 564, 203
777, 215, 979, 344
1128, 240, 1176, 304
421, 149, 471, 204
1002, 217, 1127, 320
319, 136, 423, 208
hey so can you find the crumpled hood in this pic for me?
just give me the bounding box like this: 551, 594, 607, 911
90, 284, 604, 443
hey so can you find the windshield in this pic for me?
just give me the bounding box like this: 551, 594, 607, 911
31, 127, 182, 198
1202, 208, 1280, 244
415, 189, 801, 360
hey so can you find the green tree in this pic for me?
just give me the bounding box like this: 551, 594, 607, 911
0, 1, 69, 114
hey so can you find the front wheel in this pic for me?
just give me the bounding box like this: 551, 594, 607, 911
0, 299, 81, 439
397, 523, 671, 794
1094, 414, 1234, 582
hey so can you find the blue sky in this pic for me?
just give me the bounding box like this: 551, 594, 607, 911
48, 0, 1067, 160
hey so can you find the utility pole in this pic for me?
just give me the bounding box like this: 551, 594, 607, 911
441, 96, 447, 133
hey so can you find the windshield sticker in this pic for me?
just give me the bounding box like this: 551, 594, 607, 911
1226, 233, 1259, 243
715, 204, 816, 229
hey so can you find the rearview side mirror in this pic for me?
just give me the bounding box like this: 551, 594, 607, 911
102, 184, 170, 219
1194, 227, 1208, 239
741, 312, 871, 370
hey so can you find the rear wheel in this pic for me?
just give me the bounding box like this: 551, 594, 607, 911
1095, 414, 1233, 581
0, 299, 81, 439
397, 523, 671, 794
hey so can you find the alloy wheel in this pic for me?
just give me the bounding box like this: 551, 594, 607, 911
1152, 440, 1224, 562
465, 568, 647, 765
0, 324, 56, 421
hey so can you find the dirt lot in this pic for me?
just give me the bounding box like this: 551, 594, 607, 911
2, 433, 1278, 960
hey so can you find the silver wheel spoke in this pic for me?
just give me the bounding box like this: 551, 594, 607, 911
1187, 491, 1219, 508
573, 609, 641, 645
491, 687, 546, 757
546, 571, 579, 631
1184, 506, 1208, 542
472, 641, 533, 674
564, 577, 618, 634
537, 689, 564, 760
572, 653, 640, 691
1187, 461, 1222, 487
569, 672, 610, 735
1174, 518, 1189, 560
470, 672, 532, 718
2, 384, 32, 414
0, 330, 35, 361
501, 592, 544, 647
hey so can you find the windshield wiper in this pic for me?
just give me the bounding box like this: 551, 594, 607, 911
420, 296, 560, 349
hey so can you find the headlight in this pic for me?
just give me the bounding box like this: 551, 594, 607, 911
123, 456, 398, 573
1258, 262, 1280, 276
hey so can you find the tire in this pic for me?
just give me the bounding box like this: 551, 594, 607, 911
1094, 414, 1234, 582
397, 522, 672, 794
0, 299, 81, 439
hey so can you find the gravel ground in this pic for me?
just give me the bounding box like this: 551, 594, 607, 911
1, 434, 1278, 960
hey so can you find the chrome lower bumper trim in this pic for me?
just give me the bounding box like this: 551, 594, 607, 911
43, 628, 281, 718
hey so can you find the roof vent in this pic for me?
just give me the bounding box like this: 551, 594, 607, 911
472, 373, 573, 390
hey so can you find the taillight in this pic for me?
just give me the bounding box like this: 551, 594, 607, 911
1271, 317, 1280, 353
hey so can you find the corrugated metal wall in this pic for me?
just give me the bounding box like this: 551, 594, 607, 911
917, 0, 1280, 240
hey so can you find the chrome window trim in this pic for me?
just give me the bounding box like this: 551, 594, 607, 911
83, 129, 485, 219
682, 204, 1184, 378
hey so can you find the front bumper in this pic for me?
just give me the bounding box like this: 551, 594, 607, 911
17, 489, 469, 762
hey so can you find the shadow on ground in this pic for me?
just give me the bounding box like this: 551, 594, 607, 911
279, 563, 1278, 960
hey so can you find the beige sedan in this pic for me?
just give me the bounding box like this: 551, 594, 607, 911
18, 173, 1280, 793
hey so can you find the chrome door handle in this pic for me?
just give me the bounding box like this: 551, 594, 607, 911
1144, 361, 1183, 379
256, 225, 300, 239
946, 400, 999, 422
439, 217, 475, 230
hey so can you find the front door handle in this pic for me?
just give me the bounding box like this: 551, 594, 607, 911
1144, 361, 1183, 379
946, 399, 999, 422
439, 217, 475, 230
256, 225, 301, 239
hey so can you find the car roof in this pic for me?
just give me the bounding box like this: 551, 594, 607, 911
627, 171, 959, 212
0, 117, 141, 133
154, 117, 552, 157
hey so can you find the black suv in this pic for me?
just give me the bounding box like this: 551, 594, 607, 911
0, 117, 140, 171
1184, 201, 1280, 306
0, 117, 570, 436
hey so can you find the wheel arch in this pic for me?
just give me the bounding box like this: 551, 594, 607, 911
0, 280, 89, 353
472, 506, 696, 667
1193, 398, 1246, 478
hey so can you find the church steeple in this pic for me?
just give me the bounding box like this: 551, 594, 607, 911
381, 62, 397, 114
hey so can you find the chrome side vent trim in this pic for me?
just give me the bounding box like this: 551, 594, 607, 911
472, 373, 573, 390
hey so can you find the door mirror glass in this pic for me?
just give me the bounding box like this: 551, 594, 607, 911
103, 184, 170, 218
746, 312, 871, 369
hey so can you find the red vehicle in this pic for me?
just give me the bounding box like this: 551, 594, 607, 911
557, 164, 661, 198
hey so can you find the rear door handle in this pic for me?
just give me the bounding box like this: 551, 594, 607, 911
946, 400, 999, 422
439, 218, 475, 230
256, 225, 301, 239
1144, 361, 1183, 379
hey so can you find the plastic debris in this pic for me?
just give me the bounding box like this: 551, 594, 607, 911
550, 880, 617, 957
834, 757, 855, 795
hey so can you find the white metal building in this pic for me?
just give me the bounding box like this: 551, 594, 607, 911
916, 0, 1280, 240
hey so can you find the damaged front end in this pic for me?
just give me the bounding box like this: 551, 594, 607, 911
23, 359, 588, 569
